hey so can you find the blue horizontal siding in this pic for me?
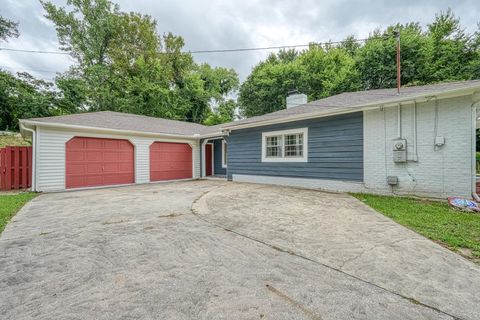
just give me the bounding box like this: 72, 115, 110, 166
213, 139, 226, 175
226, 112, 363, 181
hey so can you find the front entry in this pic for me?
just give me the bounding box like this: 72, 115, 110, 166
205, 143, 213, 176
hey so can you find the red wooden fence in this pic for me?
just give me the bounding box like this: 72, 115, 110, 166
0, 146, 32, 191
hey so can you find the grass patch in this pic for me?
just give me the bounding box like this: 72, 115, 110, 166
352, 193, 480, 260
0, 192, 37, 234
0, 134, 31, 148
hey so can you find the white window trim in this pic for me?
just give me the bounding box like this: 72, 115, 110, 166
261, 127, 308, 162
221, 140, 227, 168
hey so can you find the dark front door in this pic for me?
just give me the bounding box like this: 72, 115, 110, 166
205, 143, 213, 176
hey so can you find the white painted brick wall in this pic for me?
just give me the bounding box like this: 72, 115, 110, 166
364, 95, 475, 198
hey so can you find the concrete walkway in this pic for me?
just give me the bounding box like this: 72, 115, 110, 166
0, 180, 479, 319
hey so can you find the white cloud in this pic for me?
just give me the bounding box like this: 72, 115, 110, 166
1, 0, 479, 81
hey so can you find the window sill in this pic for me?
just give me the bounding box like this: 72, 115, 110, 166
261, 157, 308, 163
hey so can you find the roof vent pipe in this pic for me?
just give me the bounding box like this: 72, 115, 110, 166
286, 90, 307, 109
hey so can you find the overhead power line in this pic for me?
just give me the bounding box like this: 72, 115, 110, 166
0, 65, 60, 74
0, 35, 391, 56
0, 47, 70, 55
187, 37, 385, 53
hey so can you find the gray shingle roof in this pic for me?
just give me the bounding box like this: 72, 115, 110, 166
222, 80, 480, 129
25, 111, 207, 136
22, 80, 480, 136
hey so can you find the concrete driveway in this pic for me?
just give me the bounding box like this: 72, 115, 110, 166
1, 181, 479, 320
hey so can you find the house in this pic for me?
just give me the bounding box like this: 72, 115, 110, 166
20, 80, 480, 198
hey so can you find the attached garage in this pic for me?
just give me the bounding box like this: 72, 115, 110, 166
18, 111, 206, 192
150, 142, 192, 181
66, 137, 135, 189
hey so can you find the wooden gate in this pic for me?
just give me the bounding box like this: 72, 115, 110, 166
0, 146, 32, 191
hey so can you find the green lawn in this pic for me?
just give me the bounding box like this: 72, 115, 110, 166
352, 193, 480, 260
0, 193, 37, 234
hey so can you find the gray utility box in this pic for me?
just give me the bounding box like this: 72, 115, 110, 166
387, 176, 398, 185
392, 139, 407, 163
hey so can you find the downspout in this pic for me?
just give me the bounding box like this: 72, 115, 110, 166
201, 139, 207, 178
412, 101, 418, 161
471, 93, 480, 195
20, 123, 36, 192
397, 103, 402, 138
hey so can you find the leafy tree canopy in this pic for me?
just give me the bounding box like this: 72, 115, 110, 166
0, 15, 19, 41
40, 0, 239, 124
239, 9, 480, 117
0, 72, 59, 131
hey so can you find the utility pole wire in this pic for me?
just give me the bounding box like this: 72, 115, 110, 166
0, 48, 70, 55
0, 35, 392, 56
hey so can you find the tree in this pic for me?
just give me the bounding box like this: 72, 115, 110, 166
426, 9, 478, 82
238, 46, 360, 117
238, 50, 303, 117
0, 13, 62, 131
239, 9, 480, 117
356, 23, 431, 89
203, 99, 237, 126
0, 72, 59, 131
41, 0, 239, 123
0, 15, 19, 41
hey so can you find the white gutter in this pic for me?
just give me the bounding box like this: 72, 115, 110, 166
199, 132, 226, 139
20, 120, 203, 140
19, 123, 36, 192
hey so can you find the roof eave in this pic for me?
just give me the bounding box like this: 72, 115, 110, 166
222, 85, 480, 131
19, 120, 201, 140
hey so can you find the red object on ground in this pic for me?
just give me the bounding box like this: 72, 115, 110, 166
205, 143, 213, 176
66, 137, 134, 189
476, 181, 480, 194
150, 142, 192, 181
0, 146, 32, 191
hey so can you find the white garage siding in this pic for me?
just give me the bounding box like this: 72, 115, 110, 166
35, 127, 200, 192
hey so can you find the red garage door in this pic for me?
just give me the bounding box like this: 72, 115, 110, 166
150, 142, 192, 181
66, 137, 135, 189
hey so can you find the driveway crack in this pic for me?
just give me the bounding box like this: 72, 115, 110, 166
190, 188, 465, 320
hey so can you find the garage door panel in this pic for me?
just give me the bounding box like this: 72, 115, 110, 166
151, 169, 191, 180
150, 142, 192, 182
67, 150, 85, 161
103, 174, 129, 185
86, 151, 102, 161
86, 138, 103, 149
103, 151, 119, 161
68, 164, 87, 175
86, 163, 102, 174
118, 163, 133, 172
67, 138, 84, 149
66, 137, 134, 189
85, 175, 103, 186
67, 176, 85, 188
118, 152, 132, 161
103, 163, 118, 173
118, 140, 132, 148
103, 140, 119, 149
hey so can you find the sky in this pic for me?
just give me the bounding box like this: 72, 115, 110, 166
1, 0, 479, 82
